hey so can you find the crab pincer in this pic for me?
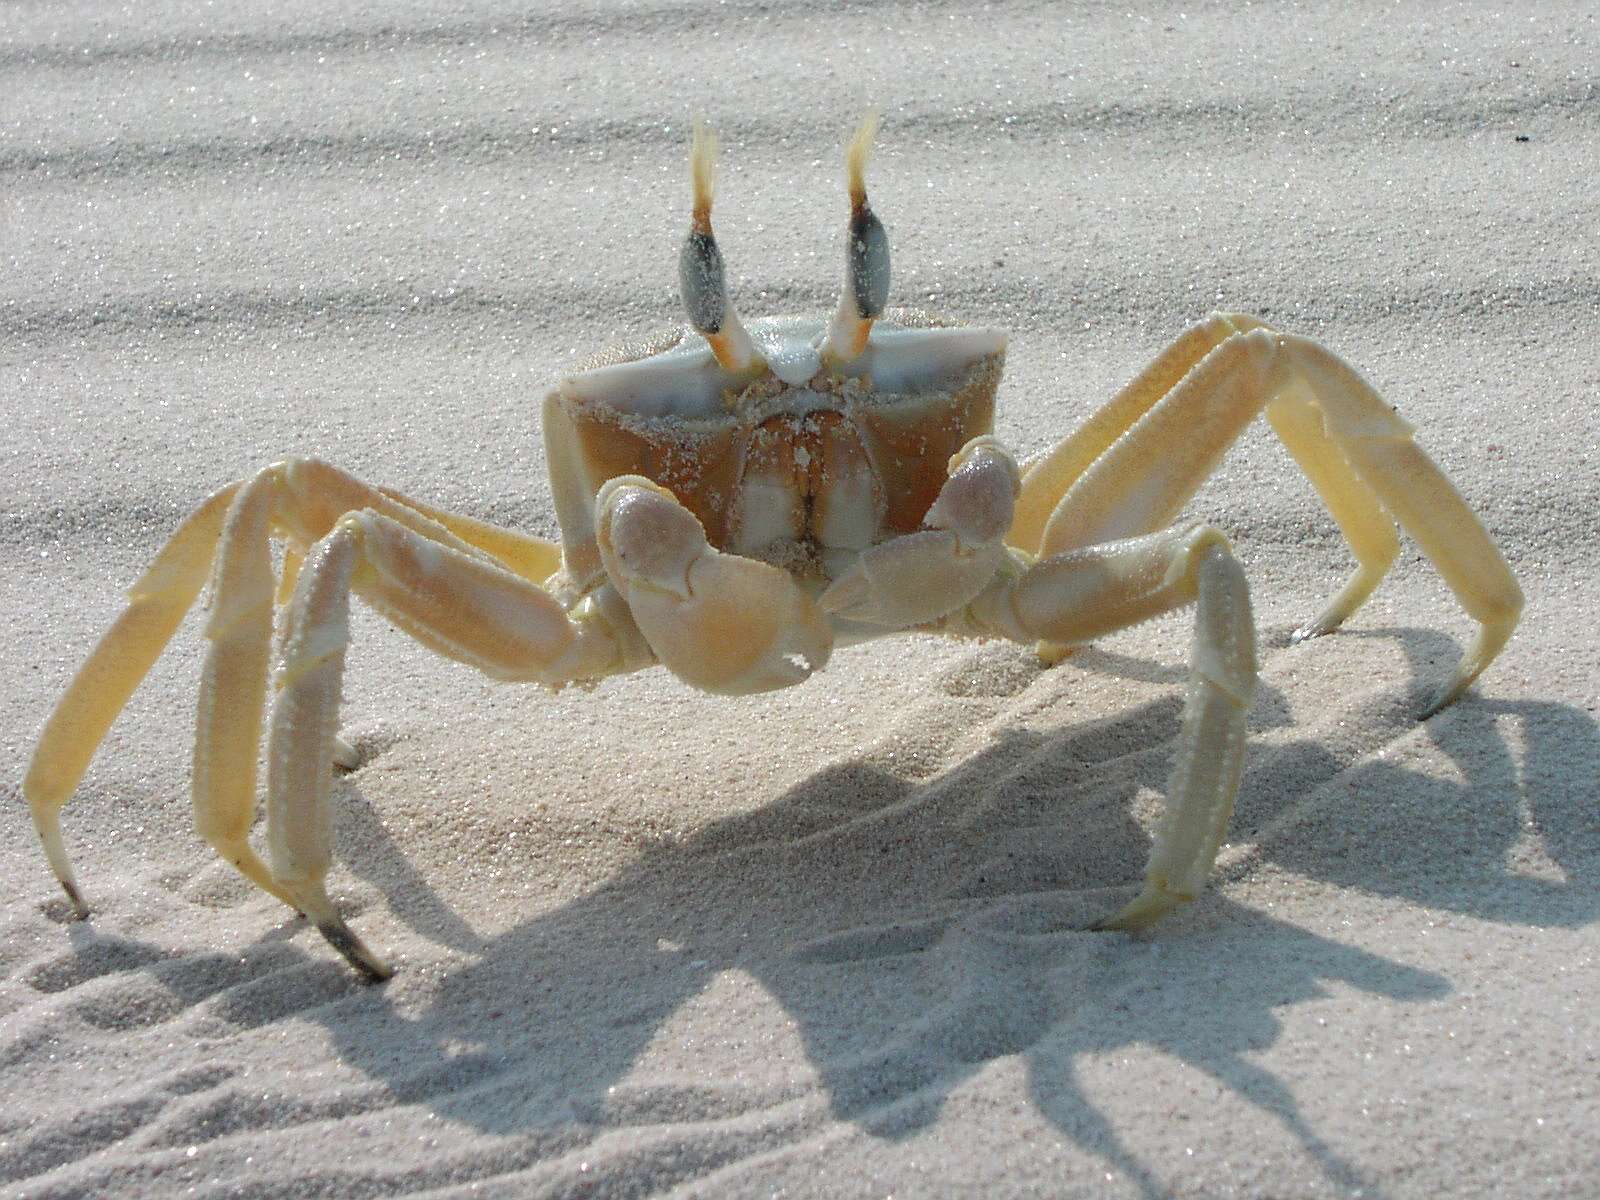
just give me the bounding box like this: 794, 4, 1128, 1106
819, 437, 1021, 627
596, 476, 832, 694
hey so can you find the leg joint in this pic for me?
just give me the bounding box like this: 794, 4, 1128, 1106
332, 509, 377, 540
1163, 523, 1234, 592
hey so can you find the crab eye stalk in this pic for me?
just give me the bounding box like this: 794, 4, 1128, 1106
822, 113, 891, 365
679, 123, 761, 374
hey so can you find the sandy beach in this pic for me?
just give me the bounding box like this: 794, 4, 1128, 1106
3, 2, 1597, 1196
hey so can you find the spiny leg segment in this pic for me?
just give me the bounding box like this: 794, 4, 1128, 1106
266, 506, 616, 978
1013, 314, 1521, 713
24, 459, 614, 977
26, 483, 244, 913
970, 523, 1258, 928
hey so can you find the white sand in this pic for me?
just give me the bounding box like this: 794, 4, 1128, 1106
4, 2, 1597, 1196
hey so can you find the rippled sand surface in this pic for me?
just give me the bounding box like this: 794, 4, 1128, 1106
4, 3, 1597, 1196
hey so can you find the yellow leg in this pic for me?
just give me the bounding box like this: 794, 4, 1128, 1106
1273, 335, 1522, 712
267, 510, 617, 979
24, 457, 584, 932
1035, 327, 1280, 556
1010, 313, 1261, 555
190, 461, 519, 918
972, 523, 1258, 927
375, 486, 564, 584
193, 472, 300, 908
24, 483, 242, 914
1012, 313, 1260, 663
1264, 394, 1399, 640
1022, 319, 1519, 709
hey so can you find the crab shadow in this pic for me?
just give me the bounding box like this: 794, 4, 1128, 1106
235, 620, 1589, 1194
59, 624, 1592, 1196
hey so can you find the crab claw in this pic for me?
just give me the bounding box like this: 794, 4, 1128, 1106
597, 476, 832, 694
819, 437, 1019, 627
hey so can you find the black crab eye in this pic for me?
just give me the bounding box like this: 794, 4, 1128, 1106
680, 227, 727, 336
849, 204, 890, 322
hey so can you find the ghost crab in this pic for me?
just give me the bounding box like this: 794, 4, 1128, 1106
26, 117, 1522, 981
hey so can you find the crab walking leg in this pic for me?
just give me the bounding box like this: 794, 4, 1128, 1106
27, 455, 579, 919
596, 476, 834, 695
1034, 327, 1520, 711
192, 471, 302, 908
1036, 328, 1283, 556
1275, 334, 1522, 712
272, 546, 356, 773
1010, 313, 1264, 554
374, 487, 564, 585
279, 464, 567, 772
268, 510, 620, 980
195, 460, 555, 915
273, 548, 356, 776
274, 483, 564, 591
1032, 318, 1391, 603
819, 436, 1021, 627
24, 483, 243, 914
1263, 392, 1399, 641
972, 524, 1258, 928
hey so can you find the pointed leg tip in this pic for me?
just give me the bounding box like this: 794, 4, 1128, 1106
1291, 615, 1345, 644
1420, 661, 1490, 720
316, 918, 393, 983
1035, 640, 1077, 667
331, 734, 362, 771
31, 810, 90, 918
1089, 914, 1143, 935
1419, 683, 1467, 721
1088, 921, 1139, 940
61, 879, 90, 920
1419, 621, 1514, 720
1094, 887, 1188, 933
